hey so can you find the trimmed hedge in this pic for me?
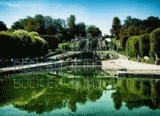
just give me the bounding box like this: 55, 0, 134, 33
131, 36, 139, 57
40, 35, 62, 51
139, 34, 150, 57
126, 28, 160, 61
120, 36, 128, 49
0, 30, 48, 59
126, 38, 129, 56
150, 28, 160, 60
126, 36, 134, 57
126, 34, 151, 58
58, 42, 73, 50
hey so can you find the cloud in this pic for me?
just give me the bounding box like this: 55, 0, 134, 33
5, 3, 21, 7
0, 2, 21, 8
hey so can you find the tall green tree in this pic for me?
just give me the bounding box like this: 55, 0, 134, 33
53, 18, 66, 34
123, 16, 142, 27
11, 18, 28, 30
131, 18, 142, 27
144, 16, 160, 28
34, 14, 45, 35
11, 21, 23, 30
44, 16, 65, 35
119, 26, 128, 49
0, 21, 7, 31
86, 25, 101, 37
44, 16, 54, 35
76, 22, 86, 37
111, 17, 121, 38
127, 26, 139, 36
24, 17, 40, 32
123, 16, 132, 27
67, 15, 76, 38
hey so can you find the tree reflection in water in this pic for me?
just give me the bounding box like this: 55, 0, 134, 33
0, 76, 116, 114
111, 87, 122, 110
112, 78, 160, 110
2, 74, 160, 114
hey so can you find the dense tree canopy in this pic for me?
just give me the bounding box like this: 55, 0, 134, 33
11, 14, 102, 41
0, 21, 7, 31
86, 25, 102, 37
11, 14, 66, 36
111, 17, 121, 38
67, 15, 76, 38
10, 14, 93, 51
76, 22, 86, 37
123, 16, 142, 27
117, 16, 160, 49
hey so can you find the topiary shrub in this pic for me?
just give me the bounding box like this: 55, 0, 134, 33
126, 39, 129, 56
131, 36, 140, 58
40, 35, 61, 51
126, 36, 140, 58
126, 36, 134, 57
0, 31, 22, 59
0, 30, 48, 60
30, 31, 39, 36
120, 36, 128, 49
150, 28, 160, 60
139, 34, 150, 57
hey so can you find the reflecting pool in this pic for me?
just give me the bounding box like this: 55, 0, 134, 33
1, 71, 160, 116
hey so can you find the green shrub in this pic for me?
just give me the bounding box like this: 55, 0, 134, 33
120, 36, 128, 49
131, 57, 137, 61
0, 30, 48, 59
140, 58, 154, 64
150, 28, 160, 60
58, 42, 73, 50
30, 31, 39, 36
126, 39, 129, 56
148, 59, 155, 64
131, 36, 140, 57
128, 37, 133, 57
126, 34, 150, 59
0, 31, 21, 58
126, 36, 133, 57
139, 34, 150, 57
111, 38, 122, 50
40, 35, 61, 51
126, 36, 140, 58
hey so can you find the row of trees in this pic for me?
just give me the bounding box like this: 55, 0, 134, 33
111, 16, 160, 49
0, 15, 102, 51
0, 30, 48, 60
1, 14, 101, 51
10, 14, 101, 40
126, 28, 160, 60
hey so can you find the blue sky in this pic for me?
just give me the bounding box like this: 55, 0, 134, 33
0, 0, 160, 35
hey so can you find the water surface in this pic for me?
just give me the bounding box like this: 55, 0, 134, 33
0, 71, 160, 116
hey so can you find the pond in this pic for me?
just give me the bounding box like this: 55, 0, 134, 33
0, 70, 160, 116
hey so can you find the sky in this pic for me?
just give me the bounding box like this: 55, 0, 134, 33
0, 0, 160, 35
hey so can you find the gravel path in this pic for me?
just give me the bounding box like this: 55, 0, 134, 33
102, 53, 160, 73
1, 51, 160, 74
50, 51, 160, 71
